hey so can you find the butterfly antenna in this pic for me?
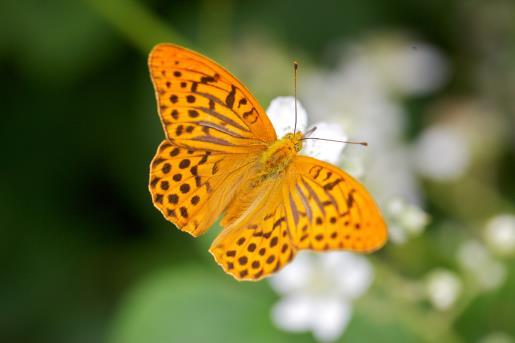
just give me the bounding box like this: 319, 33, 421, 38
292, 61, 366, 147
304, 126, 317, 137
293, 61, 299, 134
301, 137, 369, 147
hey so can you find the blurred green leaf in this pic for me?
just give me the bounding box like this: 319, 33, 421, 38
109, 265, 303, 343
2, 0, 118, 86
455, 261, 515, 342
344, 310, 420, 343
85, 0, 190, 52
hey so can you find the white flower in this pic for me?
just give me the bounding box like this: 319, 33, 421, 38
413, 125, 471, 181
425, 269, 462, 310
270, 252, 373, 342
484, 214, 515, 256
266, 96, 308, 138
363, 146, 422, 205
386, 197, 430, 244
302, 122, 348, 165
272, 294, 352, 342
266, 96, 349, 164
425, 100, 509, 164
339, 145, 367, 178
365, 37, 448, 96
456, 240, 507, 291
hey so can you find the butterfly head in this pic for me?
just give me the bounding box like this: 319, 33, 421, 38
284, 131, 304, 152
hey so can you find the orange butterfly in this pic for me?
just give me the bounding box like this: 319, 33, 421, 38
148, 44, 387, 281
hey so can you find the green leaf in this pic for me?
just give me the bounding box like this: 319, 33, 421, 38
109, 265, 306, 343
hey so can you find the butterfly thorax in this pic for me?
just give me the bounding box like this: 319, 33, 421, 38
255, 132, 303, 181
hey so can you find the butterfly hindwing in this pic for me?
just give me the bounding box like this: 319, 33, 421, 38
210, 178, 297, 281
286, 156, 387, 252
149, 44, 276, 153
209, 155, 387, 281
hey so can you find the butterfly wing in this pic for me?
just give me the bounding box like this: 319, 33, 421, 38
210, 155, 387, 281
149, 43, 277, 152
148, 44, 276, 235
287, 156, 387, 252
210, 177, 297, 281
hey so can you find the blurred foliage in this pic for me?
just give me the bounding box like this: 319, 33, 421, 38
1, 0, 514, 342
109, 266, 305, 343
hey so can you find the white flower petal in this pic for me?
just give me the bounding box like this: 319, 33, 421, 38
269, 251, 313, 295
266, 96, 308, 137
425, 269, 462, 311
323, 252, 373, 299
271, 295, 314, 332
386, 197, 429, 239
401, 206, 429, 235
485, 214, 515, 256
312, 298, 352, 342
388, 224, 408, 244
366, 146, 422, 205
340, 146, 367, 178
386, 197, 406, 217
302, 122, 348, 164
414, 125, 470, 181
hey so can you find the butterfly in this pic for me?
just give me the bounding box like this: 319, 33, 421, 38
148, 43, 387, 281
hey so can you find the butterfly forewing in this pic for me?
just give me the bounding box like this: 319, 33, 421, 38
148, 44, 276, 153
210, 178, 297, 281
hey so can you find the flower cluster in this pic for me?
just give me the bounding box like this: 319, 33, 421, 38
269, 251, 373, 342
